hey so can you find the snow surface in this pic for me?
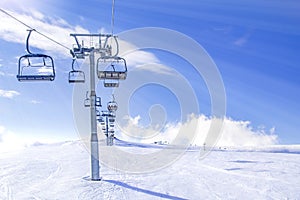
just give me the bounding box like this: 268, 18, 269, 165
0, 140, 300, 200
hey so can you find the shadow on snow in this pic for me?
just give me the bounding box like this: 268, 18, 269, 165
103, 179, 187, 200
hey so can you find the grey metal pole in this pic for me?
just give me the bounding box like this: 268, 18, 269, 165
106, 115, 109, 146
90, 50, 100, 181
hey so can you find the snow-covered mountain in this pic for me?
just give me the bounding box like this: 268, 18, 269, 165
0, 140, 299, 199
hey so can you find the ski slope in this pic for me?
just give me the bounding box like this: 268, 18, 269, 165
0, 140, 300, 200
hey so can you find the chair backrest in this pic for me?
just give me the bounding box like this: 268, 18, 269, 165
17, 54, 55, 82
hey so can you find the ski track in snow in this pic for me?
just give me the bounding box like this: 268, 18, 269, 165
0, 141, 300, 200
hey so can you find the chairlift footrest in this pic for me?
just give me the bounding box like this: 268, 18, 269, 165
104, 82, 119, 87
69, 80, 85, 83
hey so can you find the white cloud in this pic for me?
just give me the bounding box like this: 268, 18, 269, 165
122, 49, 160, 67
30, 10, 44, 21
0, 126, 4, 142
0, 125, 61, 152
130, 115, 141, 126
79, 16, 85, 22
117, 114, 278, 147
0, 9, 90, 57
0, 126, 25, 152
30, 100, 41, 104
117, 115, 163, 141
135, 63, 176, 76
119, 40, 176, 76
0, 89, 20, 98
233, 32, 252, 46
97, 27, 107, 34
216, 118, 278, 147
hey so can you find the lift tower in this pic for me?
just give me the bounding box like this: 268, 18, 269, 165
70, 33, 120, 181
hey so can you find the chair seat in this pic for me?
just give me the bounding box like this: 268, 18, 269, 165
17, 75, 55, 81
98, 71, 127, 80
69, 70, 85, 83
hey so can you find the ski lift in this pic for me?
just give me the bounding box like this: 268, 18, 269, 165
97, 56, 127, 87
17, 29, 55, 81
97, 56, 127, 79
97, 112, 104, 123
104, 80, 119, 88
84, 91, 90, 107
96, 110, 101, 117
68, 58, 85, 83
107, 98, 118, 112
96, 110, 101, 121
109, 113, 116, 118
96, 97, 102, 107
109, 118, 115, 123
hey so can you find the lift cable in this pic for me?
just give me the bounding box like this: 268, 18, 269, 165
0, 8, 71, 51
111, 0, 116, 36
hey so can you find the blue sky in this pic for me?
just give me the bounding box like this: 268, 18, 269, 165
0, 0, 299, 145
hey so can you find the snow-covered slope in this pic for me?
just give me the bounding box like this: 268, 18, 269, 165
0, 140, 299, 199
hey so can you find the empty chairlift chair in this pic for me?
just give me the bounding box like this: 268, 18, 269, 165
97, 56, 127, 87
17, 29, 55, 81
68, 59, 85, 83
107, 100, 118, 112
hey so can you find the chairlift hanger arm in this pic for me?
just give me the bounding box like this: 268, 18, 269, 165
26, 29, 35, 54
26, 29, 52, 56
71, 58, 76, 71
71, 35, 81, 49
103, 35, 119, 57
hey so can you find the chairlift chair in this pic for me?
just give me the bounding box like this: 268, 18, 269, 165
109, 113, 116, 118
107, 100, 118, 112
109, 118, 115, 123
97, 56, 127, 87
96, 110, 101, 117
96, 110, 102, 121
108, 128, 114, 133
84, 91, 90, 107
104, 80, 119, 88
97, 114, 104, 123
17, 29, 55, 82
96, 97, 102, 107
68, 59, 85, 83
